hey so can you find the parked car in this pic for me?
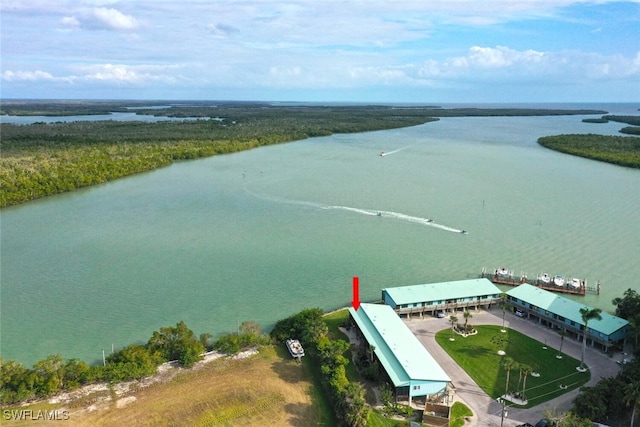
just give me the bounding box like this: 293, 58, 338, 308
515, 309, 525, 318
436, 311, 445, 318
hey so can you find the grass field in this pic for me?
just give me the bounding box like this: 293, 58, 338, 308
2, 346, 335, 427
435, 325, 590, 409
3, 309, 428, 426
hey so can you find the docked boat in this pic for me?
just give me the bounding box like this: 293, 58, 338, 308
553, 275, 565, 287
570, 278, 582, 289
496, 267, 510, 278
538, 273, 551, 285
286, 339, 305, 359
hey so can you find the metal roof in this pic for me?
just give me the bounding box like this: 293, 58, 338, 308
506, 284, 629, 335
382, 278, 502, 306
348, 303, 450, 390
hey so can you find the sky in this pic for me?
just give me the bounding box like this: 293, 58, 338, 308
1, 0, 639, 103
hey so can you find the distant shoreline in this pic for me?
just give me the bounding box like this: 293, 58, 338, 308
0, 102, 612, 208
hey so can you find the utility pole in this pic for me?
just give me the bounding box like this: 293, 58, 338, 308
102, 349, 106, 366
498, 398, 508, 427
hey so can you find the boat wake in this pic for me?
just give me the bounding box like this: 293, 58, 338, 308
379, 144, 415, 157
244, 188, 466, 234
325, 206, 464, 233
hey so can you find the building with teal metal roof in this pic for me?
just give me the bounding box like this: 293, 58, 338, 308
506, 284, 629, 351
348, 303, 450, 403
382, 278, 502, 318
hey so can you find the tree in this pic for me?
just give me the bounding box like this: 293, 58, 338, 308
463, 310, 473, 332
449, 315, 458, 339
199, 332, 213, 351
628, 313, 640, 349
558, 330, 567, 357
502, 356, 515, 396
521, 364, 532, 401
623, 381, 640, 427
498, 293, 509, 331
612, 288, 640, 320
31, 354, 64, 397
147, 321, 205, 368
105, 344, 162, 382
579, 307, 602, 370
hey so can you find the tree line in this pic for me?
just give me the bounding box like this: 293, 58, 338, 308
537, 134, 640, 168
1, 103, 612, 209
0, 320, 268, 405
570, 288, 640, 425
0, 106, 441, 208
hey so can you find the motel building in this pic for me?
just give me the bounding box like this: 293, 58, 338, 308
348, 303, 453, 425
381, 278, 503, 319
506, 284, 630, 352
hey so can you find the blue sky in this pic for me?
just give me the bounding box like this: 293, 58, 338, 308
1, 0, 639, 102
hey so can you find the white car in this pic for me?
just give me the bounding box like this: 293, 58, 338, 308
515, 309, 525, 318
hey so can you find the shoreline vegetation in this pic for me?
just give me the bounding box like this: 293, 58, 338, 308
537, 134, 640, 168
2, 291, 639, 425
0, 100, 609, 208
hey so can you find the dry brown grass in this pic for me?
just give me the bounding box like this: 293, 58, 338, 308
3, 346, 329, 427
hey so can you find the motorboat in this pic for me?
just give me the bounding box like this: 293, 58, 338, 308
553, 275, 565, 287
496, 267, 510, 278
286, 339, 305, 359
570, 278, 582, 289
538, 273, 551, 285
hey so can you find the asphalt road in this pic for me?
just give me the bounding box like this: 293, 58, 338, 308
403, 308, 626, 426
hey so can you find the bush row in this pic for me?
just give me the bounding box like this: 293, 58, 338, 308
0, 320, 266, 405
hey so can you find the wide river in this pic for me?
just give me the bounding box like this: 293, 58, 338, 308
2, 103, 639, 366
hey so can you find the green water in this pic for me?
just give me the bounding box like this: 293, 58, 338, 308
2, 106, 639, 366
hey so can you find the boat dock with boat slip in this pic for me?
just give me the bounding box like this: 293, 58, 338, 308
481, 267, 601, 296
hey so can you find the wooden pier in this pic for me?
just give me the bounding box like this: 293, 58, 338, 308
481, 267, 600, 296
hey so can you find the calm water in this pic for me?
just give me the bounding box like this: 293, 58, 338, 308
2, 104, 639, 366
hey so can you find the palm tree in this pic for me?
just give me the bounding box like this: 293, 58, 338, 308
629, 313, 640, 349
579, 307, 602, 370
502, 356, 515, 397
368, 345, 376, 363
520, 364, 531, 401
449, 315, 458, 339
623, 381, 640, 427
557, 330, 566, 358
463, 310, 473, 333
498, 293, 509, 332
515, 362, 523, 395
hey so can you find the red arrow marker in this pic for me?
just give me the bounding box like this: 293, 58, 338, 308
352, 276, 361, 311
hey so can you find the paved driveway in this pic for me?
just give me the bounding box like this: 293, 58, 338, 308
403, 309, 624, 426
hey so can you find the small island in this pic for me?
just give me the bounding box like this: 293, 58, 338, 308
537, 134, 640, 168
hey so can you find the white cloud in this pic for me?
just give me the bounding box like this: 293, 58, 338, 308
1, 70, 67, 82
59, 7, 142, 31
91, 7, 140, 30
61, 16, 80, 28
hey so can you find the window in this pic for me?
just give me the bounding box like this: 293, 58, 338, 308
413, 385, 421, 390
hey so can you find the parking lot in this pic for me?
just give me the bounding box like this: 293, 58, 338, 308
402, 308, 625, 426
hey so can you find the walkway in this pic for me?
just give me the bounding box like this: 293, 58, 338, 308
403, 309, 626, 426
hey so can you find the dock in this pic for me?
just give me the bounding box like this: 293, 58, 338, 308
481, 267, 600, 296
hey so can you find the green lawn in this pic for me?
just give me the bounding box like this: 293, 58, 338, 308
435, 325, 590, 408
449, 401, 473, 427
